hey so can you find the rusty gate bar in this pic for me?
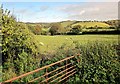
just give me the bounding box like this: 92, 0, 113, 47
3, 54, 80, 83
58, 71, 77, 83
41, 65, 75, 83
29, 63, 72, 82
46, 67, 48, 83
49, 68, 76, 83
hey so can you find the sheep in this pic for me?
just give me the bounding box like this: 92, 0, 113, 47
39, 42, 44, 46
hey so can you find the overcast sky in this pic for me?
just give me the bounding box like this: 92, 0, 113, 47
2, 1, 119, 22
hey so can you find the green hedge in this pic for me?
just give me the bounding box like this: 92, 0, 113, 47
68, 41, 120, 83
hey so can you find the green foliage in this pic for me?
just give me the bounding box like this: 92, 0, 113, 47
34, 25, 42, 35
1, 7, 41, 81
41, 28, 50, 35
82, 29, 117, 34
26, 20, 120, 35
49, 23, 64, 35
69, 25, 82, 35
42, 40, 119, 83
28, 24, 42, 35
68, 41, 120, 83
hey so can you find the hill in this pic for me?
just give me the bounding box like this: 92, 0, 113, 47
60, 20, 76, 28
26, 20, 111, 29
71, 22, 110, 28
104, 20, 120, 28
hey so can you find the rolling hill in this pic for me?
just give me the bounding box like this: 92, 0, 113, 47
71, 22, 110, 28
26, 20, 112, 29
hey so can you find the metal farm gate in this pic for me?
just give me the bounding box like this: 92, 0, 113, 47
3, 54, 80, 84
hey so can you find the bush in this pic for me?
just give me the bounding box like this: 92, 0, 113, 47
44, 41, 120, 83
68, 41, 120, 83
82, 29, 119, 34
28, 24, 42, 35
1, 7, 41, 81
49, 23, 64, 35
68, 25, 82, 35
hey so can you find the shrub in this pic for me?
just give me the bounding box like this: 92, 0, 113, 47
68, 41, 120, 83
1, 7, 41, 81
49, 23, 64, 35
68, 25, 82, 35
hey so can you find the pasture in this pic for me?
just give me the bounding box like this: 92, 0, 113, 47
35, 35, 118, 53
72, 22, 110, 28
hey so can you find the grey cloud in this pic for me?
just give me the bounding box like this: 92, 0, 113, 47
58, 2, 118, 21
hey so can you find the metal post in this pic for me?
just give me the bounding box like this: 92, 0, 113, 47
65, 60, 68, 83
46, 68, 48, 84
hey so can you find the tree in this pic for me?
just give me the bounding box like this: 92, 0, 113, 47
49, 23, 64, 35
28, 24, 42, 35
70, 25, 82, 35
34, 24, 42, 35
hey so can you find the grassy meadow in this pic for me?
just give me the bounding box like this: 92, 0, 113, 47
35, 35, 118, 53
72, 22, 110, 28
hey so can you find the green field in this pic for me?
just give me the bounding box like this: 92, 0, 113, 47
27, 21, 111, 29
60, 21, 76, 28
35, 35, 118, 53
72, 22, 110, 28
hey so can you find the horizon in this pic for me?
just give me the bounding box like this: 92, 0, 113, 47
24, 19, 119, 23
2, 2, 118, 22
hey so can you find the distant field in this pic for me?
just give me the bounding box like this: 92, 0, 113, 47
60, 21, 76, 28
35, 35, 118, 53
72, 22, 110, 28
27, 21, 111, 29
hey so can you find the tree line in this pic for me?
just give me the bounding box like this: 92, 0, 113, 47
27, 22, 120, 36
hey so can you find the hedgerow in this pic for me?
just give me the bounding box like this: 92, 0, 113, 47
68, 41, 120, 83
1, 6, 41, 81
